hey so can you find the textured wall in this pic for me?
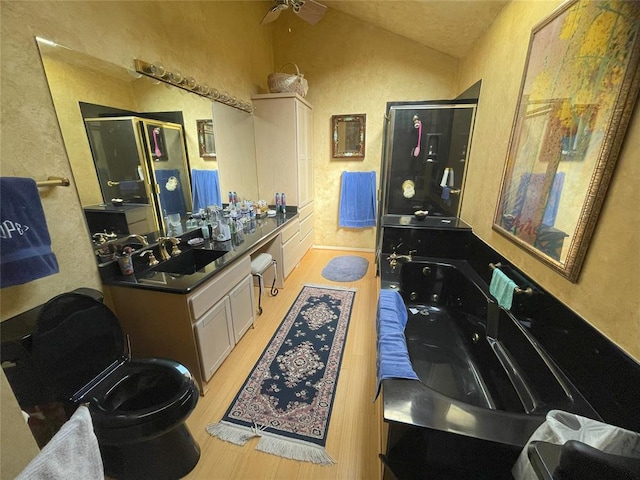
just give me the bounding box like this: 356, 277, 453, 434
457, 0, 640, 361
270, 9, 459, 250
0, 1, 273, 320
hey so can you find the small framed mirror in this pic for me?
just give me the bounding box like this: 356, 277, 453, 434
197, 119, 216, 159
332, 114, 366, 158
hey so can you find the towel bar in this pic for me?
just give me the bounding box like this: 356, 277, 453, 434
36, 176, 70, 188
489, 262, 534, 296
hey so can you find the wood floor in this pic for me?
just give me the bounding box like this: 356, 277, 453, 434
184, 248, 382, 480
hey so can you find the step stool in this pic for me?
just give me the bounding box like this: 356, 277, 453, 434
251, 253, 278, 315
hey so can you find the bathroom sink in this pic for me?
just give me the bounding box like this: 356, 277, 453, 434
152, 248, 226, 275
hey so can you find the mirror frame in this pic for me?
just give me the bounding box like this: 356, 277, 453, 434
493, 0, 640, 282
332, 114, 366, 158
197, 119, 216, 158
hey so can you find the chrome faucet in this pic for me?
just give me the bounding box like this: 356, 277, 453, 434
157, 237, 181, 261
388, 250, 416, 268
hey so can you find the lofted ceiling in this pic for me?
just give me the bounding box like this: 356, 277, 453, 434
289, 0, 511, 59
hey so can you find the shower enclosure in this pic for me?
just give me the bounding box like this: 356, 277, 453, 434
84, 116, 192, 235
376, 100, 477, 258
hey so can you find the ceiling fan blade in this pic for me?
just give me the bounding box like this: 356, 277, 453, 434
294, 0, 327, 25
260, 6, 284, 25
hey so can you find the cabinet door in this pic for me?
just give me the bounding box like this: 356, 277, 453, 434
194, 297, 234, 382
297, 101, 313, 206
228, 274, 255, 344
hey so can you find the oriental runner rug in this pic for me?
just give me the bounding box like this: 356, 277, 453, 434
207, 284, 356, 465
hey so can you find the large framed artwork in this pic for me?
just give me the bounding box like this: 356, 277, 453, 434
493, 0, 640, 282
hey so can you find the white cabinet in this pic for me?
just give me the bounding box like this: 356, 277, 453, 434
189, 257, 255, 382
281, 202, 314, 278
228, 275, 255, 344
193, 274, 256, 383
253, 93, 315, 278
194, 297, 234, 382
252, 93, 313, 207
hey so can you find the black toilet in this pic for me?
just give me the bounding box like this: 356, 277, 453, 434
30, 292, 200, 480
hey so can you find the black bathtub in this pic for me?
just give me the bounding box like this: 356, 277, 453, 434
379, 256, 599, 479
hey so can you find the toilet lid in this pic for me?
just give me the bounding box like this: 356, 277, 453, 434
31, 293, 126, 401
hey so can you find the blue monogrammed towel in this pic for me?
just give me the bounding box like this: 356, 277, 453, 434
0, 177, 59, 288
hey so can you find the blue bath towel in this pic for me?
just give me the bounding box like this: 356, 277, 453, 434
375, 289, 419, 399
339, 171, 376, 228
155, 169, 187, 216
191, 169, 222, 211
0, 177, 59, 288
489, 268, 517, 310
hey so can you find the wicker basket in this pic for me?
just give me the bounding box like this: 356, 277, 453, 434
267, 63, 309, 97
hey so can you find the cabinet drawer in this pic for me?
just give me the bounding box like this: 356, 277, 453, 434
189, 256, 251, 319
282, 230, 301, 278
280, 219, 300, 244
298, 202, 313, 221
300, 213, 313, 239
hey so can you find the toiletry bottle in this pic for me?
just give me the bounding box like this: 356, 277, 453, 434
228, 191, 233, 205
275, 193, 281, 213
281, 193, 286, 214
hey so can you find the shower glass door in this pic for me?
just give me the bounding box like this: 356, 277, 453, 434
140, 119, 192, 235
382, 101, 476, 218
84, 116, 192, 235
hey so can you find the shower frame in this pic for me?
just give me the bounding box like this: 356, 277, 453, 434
376, 100, 477, 263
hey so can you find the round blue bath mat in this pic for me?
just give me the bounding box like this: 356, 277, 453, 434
321, 255, 369, 282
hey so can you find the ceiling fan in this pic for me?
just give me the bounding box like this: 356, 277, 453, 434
260, 0, 328, 26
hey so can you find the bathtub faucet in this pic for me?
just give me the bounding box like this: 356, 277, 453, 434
388, 250, 416, 268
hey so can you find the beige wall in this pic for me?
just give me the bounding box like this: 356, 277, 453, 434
457, 0, 640, 361
271, 9, 460, 249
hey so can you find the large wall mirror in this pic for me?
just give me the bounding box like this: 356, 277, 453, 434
493, 0, 640, 282
36, 37, 258, 242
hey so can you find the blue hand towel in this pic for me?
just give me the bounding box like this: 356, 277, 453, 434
339, 171, 376, 228
489, 268, 518, 310
375, 289, 419, 399
191, 169, 222, 211
0, 177, 59, 288
154, 169, 187, 216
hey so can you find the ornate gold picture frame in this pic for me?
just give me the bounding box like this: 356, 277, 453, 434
493, 0, 640, 282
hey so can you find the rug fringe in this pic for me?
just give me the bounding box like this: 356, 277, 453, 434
206, 421, 257, 446
256, 434, 336, 466
304, 283, 357, 293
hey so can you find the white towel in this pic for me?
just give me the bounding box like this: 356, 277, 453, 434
16, 406, 103, 480
439, 168, 455, 188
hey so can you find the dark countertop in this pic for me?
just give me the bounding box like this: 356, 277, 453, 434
83, 202, 152, 212
382, 214, 472, 230
100, 212, 297, 294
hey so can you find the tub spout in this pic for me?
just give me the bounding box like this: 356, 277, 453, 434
389, 250, 416, 268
